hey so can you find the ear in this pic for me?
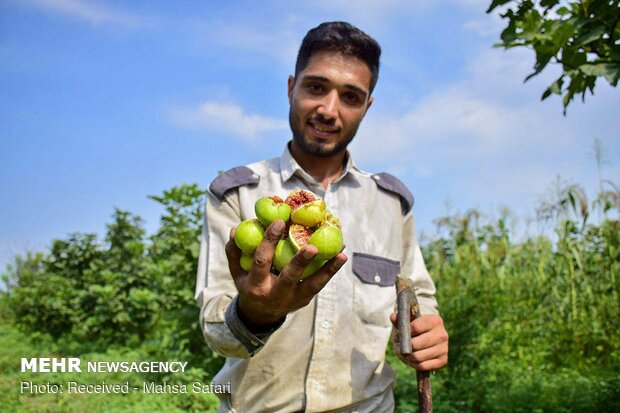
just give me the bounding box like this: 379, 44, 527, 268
287, 75, 295, 103
364, 95, 374, 115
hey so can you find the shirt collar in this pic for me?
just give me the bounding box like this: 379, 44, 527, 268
279, 141, 358, 184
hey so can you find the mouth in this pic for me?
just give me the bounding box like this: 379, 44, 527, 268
308, 119, 339, 138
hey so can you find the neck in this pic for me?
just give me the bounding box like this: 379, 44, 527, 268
290, 141, 347, 189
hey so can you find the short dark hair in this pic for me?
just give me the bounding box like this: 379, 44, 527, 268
294, 21, 381, 94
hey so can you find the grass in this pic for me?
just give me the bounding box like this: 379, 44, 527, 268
0, 323, 220, 413
390, 216, 620, 412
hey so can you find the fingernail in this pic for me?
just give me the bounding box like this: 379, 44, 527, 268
303, 248, 315, 259
273, 220, 284, 232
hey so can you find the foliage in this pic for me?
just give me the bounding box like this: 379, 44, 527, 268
146, 185, 222, 373
2, 179, 620, 411
487, 0, 620, 113
0, 322, 219, 412
2, 184, 223, 376
391, 178, 620, 412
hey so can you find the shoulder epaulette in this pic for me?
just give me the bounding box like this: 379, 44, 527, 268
371, 172, 414, 215
209, 166, 259, 201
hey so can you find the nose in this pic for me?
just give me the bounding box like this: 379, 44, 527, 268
316, 90, 339, 121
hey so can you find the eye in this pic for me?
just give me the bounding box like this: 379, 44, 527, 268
343, 92, 361, 105
306, 83, 324, 94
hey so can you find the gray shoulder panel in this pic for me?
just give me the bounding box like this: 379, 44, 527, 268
209, 166, 259, 201
372, 173, 414, 214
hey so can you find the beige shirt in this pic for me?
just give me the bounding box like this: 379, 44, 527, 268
195, 144, 438, 413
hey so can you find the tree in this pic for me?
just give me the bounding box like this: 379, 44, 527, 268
488, 0, 620, 113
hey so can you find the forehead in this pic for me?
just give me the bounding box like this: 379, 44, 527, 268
300, 51, 372, 92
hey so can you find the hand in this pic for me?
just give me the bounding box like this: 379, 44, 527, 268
390, 313, 449, 371
226, 219, 347, 331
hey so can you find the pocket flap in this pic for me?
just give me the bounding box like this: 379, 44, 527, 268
352, 253, 399, 287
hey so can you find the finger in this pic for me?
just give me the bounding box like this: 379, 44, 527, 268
392, 331, 401, 346
298, 252, 347, 297
411, 315, 444, 336
413, 354, 448, 371
390, 313, 415, 330
411, 327, 449, 351
249, 219, 285, 283
408, 341, 448, 364
225, 227, 244, 280
390, 311, 410, 329
276, 245, 318, 289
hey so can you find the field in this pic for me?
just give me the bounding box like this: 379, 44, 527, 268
1, 182, 619, 412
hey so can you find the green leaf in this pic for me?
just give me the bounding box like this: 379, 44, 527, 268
520, 9, 543, 41
573, 25, 606, 48
190, 241, 200, 259
500, 19, 518, 44
526, 52, 553, 82
562, 46, 587, 69
540, 0, 559, 8
579, 63, 620, 85
542, 76, 564, 100
556, 6, 571, 16
487, 0, 512, 13
550, 18, 580, 47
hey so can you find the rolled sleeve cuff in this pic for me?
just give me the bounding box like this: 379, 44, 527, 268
224, 296, 284, 356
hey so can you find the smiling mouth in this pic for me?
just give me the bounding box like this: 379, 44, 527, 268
308, 120, 339, 137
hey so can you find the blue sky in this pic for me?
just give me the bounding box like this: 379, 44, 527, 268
1, 0, 619, 271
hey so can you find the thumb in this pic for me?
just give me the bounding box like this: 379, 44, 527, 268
390, 312, 398, 327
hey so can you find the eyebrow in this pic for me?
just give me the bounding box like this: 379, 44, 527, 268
301, 75, 369, 99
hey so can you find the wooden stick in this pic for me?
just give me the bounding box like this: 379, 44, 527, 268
396, 276, 433, 413
396, 277, 413, 355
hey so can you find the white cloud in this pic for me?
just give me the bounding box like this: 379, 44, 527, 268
184, 15, 303, 67
15, 0, 146, 28
306, 0, 486, 21
352, 86, 553, 171
169, 101, 288, 141
463, 15, 504, 37
349, 38, 619, 224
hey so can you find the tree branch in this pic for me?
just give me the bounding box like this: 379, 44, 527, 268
610, 0, 620, 44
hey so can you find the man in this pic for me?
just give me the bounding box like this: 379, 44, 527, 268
195, 21, 448, 413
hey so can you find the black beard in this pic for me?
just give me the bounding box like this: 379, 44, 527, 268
288, 107, 357, 158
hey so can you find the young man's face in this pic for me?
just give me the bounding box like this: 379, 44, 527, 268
288, 50, 374, 158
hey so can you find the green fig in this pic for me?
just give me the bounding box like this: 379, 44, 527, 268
308, 225, 343, 260
300, 259, 328, 280
240, 253, 253, 272
234, 219, 264, 254
274, 239, 296, 273
285, 189, 326, 227
255, 196, 291, 227
291, 200, 326, 227
321, 210, 341, 229
288, 224, 313, 251
274, 238, 327, 280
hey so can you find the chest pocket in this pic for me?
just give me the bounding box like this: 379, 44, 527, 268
352, 253, 399, 327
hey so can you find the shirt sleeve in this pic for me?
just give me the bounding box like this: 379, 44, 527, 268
401, 211, 439, 315
195, 189, 277, 358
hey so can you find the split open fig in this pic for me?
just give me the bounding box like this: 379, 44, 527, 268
285, 189, 326, 227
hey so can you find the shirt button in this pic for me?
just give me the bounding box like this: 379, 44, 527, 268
374, 274, 381, 283
321, 320, 329, 329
